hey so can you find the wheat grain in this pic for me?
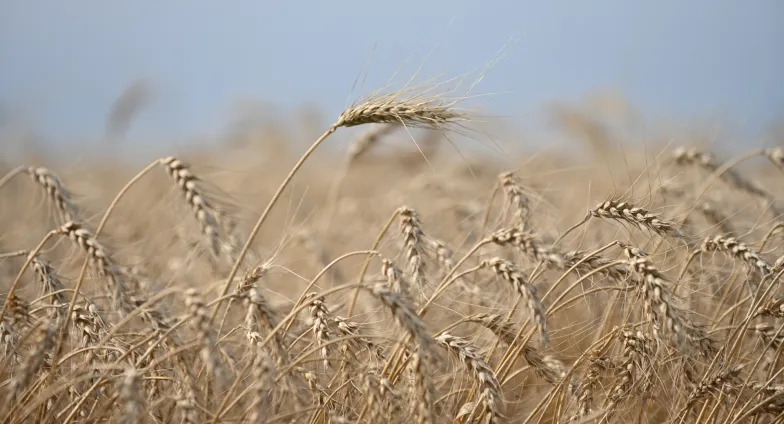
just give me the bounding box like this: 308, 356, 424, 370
481, 257, 549, 348
435, 332, 504, 423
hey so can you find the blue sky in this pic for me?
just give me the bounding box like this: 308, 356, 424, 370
1, 0, 782, 150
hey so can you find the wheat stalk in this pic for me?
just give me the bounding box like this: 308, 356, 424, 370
481, 257, 549, 348
435, 332, 504, 423
591, 199, 682, 238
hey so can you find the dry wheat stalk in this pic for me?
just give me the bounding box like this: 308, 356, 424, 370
755, 297, 784, 319
58, 221, 132, 311
753, 323, 784, 350
58, 223, 172, 334
185, 289, 224, 380
407, 348, 434, 424
71, 302, 106, 354
673, 146, 773, 200
522, 345, 572, 389
161, 156, 227, 257
591, 199, 682, 238
499, 171, 531, 228
481, 257, 549, 348
243, 277, 287, 363
435, 332, 504, 423
562, 250, 629, 281
369, 284, 433, 423
8, 320, 57, 400
382, 258, 410, 297
489, 228, 565, 268
305, 293, 333, 370
398, 207, 427, 287
465, 313, 567, 388
622, 244, 709, 353
27, 166, 80, 223
362, 371, 397, 423
247, 349, 275, 424
572, 355, 611, 421
601, 329, 654, 421
331, 314, 386, 363
746, 381, 784, 415
31, 256, 68, 320
684, 365, 743, 409
174, 357, 199, 424
464, 313, 517, 345
700, 234, 773, 277
4, 294, 33, 353
336, 88, 470, 129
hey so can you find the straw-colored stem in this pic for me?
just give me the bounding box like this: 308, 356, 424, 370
347, 208, 400, 317
0, 230, 57, 319
211, 125, 338, 324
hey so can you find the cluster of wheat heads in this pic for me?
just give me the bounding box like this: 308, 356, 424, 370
1, 80, 784, 423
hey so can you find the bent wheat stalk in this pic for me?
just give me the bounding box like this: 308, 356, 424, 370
214, 85, 476, 324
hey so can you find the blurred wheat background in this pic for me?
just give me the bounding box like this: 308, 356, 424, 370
1, 2, 783, 423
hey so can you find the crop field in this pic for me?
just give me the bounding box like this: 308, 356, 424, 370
0, 80, 783, 423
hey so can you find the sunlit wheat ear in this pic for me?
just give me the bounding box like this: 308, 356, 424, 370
174, 358, 199, 424
304, 293, 333, 370
621, 244, 684, 346
27, 166, 80, 223
241, 268, 288, 362
31, 256, 68, 320
684, 366, 743, 409
481, 257, 549, 348
369, 284, 430, 348
185, 289, 225, 381
489, 227, 565, 268
754, 297, 784, 318
57, 221, 171, 331
381, 258, 410, 297
248, 349, 275, 424
621, 244, 715, 355
71, 302, 106, 353
753, 323, 784, 348
434, 333, 504, 423
161, 156, 224, 256
572, 355, 611, 421
464, 313, 518, 345
602, 329, 654, 421
424, 236, 484, 300
58, 221, 132, 311
765, 147, 784, 170
398, 206, 427, 288
499, 171, 531, 228
562, 250, 630, 281
368, 284, 433, 423
466, 313, 569, 389
591, 198, 683, 238
700, 234, 773, 277
673, 146, 772, 199
335, 87, 471, 129
9, 321, 56, 399
362, 371, 402, 423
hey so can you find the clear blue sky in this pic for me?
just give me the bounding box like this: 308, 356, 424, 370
1, 0, 783, 148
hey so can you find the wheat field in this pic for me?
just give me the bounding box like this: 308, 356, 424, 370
0, 81, 783, 424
